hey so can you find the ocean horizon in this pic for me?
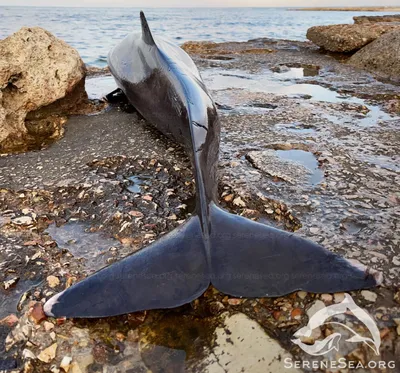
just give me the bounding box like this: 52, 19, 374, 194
1, 6, 398, 66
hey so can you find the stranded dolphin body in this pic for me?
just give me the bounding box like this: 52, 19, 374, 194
44, 12, 381, 318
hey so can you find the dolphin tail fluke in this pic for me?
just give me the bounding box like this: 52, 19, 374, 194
209, 204, 381, 297
44, 217, 209, 318
140, 11, 156, 46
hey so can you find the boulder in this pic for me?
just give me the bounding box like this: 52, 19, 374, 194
348, 30, 400, 82
306, 23, 400, 53
354, 15, 400, 24
0, 27, 87, 153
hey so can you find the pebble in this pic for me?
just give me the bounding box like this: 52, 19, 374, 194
60, 356, 72, 372
310, 227, 320, 234
29, 302, 46, 324
320, 294, 333, 303
297, 291, 307, 300
47, 275, 60, 288
361, 290, 377, 302
37, 343, 57, 363
12, 216, 33, 225
128, 210, 144, 218
291, 308, 302, 319
0, 314, 19, 327
307, 300, 325, 318
228, 298, 242, 306
43, 321, 55, 332
334, 293, 345, 303
22, 349, 36, 360
3, 277, 19, 290
233, 196, 246, 207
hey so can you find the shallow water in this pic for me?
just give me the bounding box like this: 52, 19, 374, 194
85, 75, 116, 100
0, 279, 41, 319
127, 174, 152, 194
1, 7, 398, 66
46, 222, 120, 271
276, 149, 324, 185
203, 68, 395, 126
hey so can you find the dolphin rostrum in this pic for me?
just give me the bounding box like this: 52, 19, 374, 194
44, 12, 381, 318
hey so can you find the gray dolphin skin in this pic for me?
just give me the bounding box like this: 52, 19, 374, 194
44, 12, 381, 318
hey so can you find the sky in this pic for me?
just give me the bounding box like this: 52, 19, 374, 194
0, 0, 398, 7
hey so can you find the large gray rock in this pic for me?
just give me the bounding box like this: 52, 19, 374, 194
354, 15, 400, 24
348, 30, 400, 82
0, 27, 86, 153
306, 24, 400, 53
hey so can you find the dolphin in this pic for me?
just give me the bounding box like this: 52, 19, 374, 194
44, 12, 381, 318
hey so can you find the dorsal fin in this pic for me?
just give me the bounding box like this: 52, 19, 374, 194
140, 11, 155, 46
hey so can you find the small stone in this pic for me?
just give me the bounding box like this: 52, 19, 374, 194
47, 275, 60, 288
12, 216, 33, 225
265, 208, 274, 214
24, 361, 34, 373
29, 302, 46, 324
22, 348, 36, 360
37, 343, 57, 363
43, 321, 54, 332
307, 300, 325, 319
128, 210, 144, 218
233, 196, 246, 207
3, 277, 19, 290
291, 308, 302, 319
361, 290, 377, 302
60, 356, 72, 372
0, 314, 19, 327
334, 292, 345, 303
224, 194, 234, 202
297, 291, 307, 300
320, 294, 333, 303
228, 298, 242, 306
392, 256, 400, 266
310, 227, 320, 234
115, 332, 125, 342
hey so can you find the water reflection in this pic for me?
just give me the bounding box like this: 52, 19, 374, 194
203, 68, 395, 126
276, 149, 324, 185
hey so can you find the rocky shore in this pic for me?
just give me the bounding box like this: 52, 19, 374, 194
306, 15, 400, 82
0, 22, 400, 373
294, 7, 400, 12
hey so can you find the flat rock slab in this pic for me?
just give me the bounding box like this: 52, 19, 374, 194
354, 15, 400, 24
246, 149, 312, 185
202, 313, 300, 373
306, 23, 400, 52
348, 29, 400, 82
